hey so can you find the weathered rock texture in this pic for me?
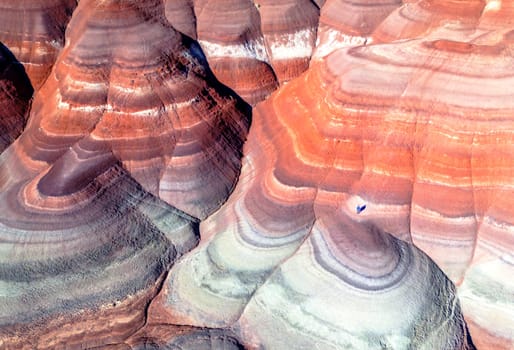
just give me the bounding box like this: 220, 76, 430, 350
314, 0, 402, 57
121, 324, 246, 349
1, 0, 513, 349
0, 160, 199, 348
164, 0, 320, 104
16, 0, 250, 220
157, 54, 476, 348
0, 0, 247, 347
0, 0, 77, 90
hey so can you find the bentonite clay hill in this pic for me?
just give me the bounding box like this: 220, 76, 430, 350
0, 0, 513, 349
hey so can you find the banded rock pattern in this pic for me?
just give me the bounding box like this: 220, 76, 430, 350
0, 153, 199, 348
1, 0, 514, 349
257, 0, 319, 83
371, 0, 485, 44
17, 0, 250, 220
156, 54, 475, 349
120, 325, 246, 350
164, 0, 320, 104
314, 0, 402, 58
0, 0, 77, 90
0, 0, 248, 347
158, 2, 514, 348
337, 2, 514, 348
236, 212, 471, 350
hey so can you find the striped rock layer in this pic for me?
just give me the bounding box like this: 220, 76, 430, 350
118, 325, 245, 350
156, 54, 475, 348
0, 0, 248, 347
0, 0, 513, 349
164, 0, 320, 104
0, 43, 33, 153
16, 0, 250, 220
0, 158, 199, 348
158, 2, 514, 349
314, 0, 402, 57
0, 0, 77, 90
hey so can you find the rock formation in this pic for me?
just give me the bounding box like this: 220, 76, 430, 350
0, 0, 247, 347
157, 1, 514, 347
156, 50, 476, 348
15, 0, 250, 220
0, 0, 77, 90
164, 0, 320, 104
122, 325, 245, 349
314, 0, 402, 57
0, 157, 199, 348
1, 0, 513, 349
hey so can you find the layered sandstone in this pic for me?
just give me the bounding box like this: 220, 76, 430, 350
158, 1, 514, 348
1, 0, 514, 349
0, 0, 77, 90
0, 156, 199, 348
17, 0, 250, 220
165, 0, 319, 104
314, 0, 402, 57
157, 52, 477, 348
0, 0, 248, 347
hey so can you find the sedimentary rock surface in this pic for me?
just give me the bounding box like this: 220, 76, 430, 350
0, 43, 33, 153
157, 54, 476, 348
0, 0, 77, 90
0, 0, 246, 348
258, 0, 319, 83
158, 2, 514, 348
236, 214, 470, 350
120, 325, 246, 349
164, 0, 320, 104
314, 0, 402, 57
0, 152, 199, 348
1, 0, 514, 349
19, 0, 250, 220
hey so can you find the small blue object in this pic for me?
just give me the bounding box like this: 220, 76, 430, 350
356, 204, 366, 214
